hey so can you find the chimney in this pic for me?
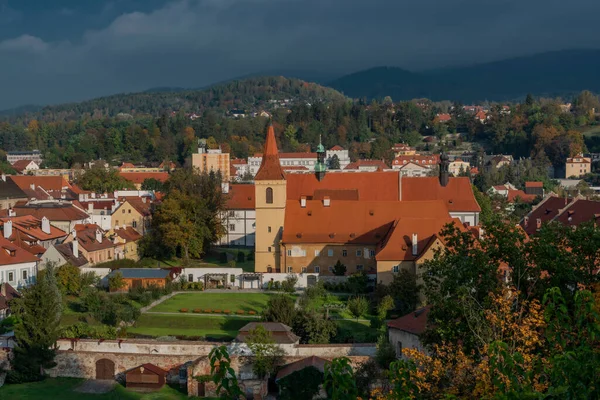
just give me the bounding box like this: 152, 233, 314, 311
300, 196, 307, 208
524, 216, 529, 228
4, 220, 12, 239
439, 153, 449, 187
536, 218, 542, 230
323, 196, 331, 207
0, 283, 5, 297
88, 202, 93, 212
72, 238, 79, 258
221, 182, 230, 194
8, 208, 15, 217
41, 216, 51, 234
142, 196, 147, 204
30, 183, 35, 191
96, 229, 103, 243
412, 233, 418, 256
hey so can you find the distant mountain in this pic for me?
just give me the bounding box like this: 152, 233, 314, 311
0, 104, 43, 117
12, 76, 346, 121
330, 49, 600, 102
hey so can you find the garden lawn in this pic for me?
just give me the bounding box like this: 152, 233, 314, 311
149, 292, 275, 313
0, 378, 199, 400
129, 314, 249, 340
334, 319, 380, 343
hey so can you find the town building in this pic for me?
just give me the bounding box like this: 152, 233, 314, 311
392, 144, 417, 157
9, 175, 80, 200
388, 306, 430, 357
79, 197, 118, 231
119, 172, 170, 190
230, 159, 250, 180
112, 197, 152, 235
391, 155, 440, 172
111, 226, 143, 261
125, 364, 167, 391
344, 159, 388, 172
32, 168, 75, 180
6, 150, 43, 164
63, 224, 116, 265
520, 195, 574, 236
394, 161, 430, 177
486, 155, 513, 170
0, 282, 19, 320
248, 146, 350, 177
2, 200, 89, 233
250, 126, 480, 282
191, 142, 230, 181
435, 113, 451, 123
448, 158, 471, 176
12, 160, 40, 174
108, 268, 171, 291
41, 240, 89, 268
0, 215, 67, 257
220, 184, 256, 247
565, 155, 591, 178
326, 145, 351, 169
0, 235, 39, 289
0, 175, 28, 210
524, 181, 545, 197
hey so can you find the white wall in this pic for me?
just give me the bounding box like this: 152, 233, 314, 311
261, 273, 319, 289
0, 261, 37, 289
449, 211, 479, 227
388, 328, 428, 358
80, 267, 112, 287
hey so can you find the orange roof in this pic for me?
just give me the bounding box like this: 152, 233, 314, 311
11, 175, 72, 192
393, 155, 440, 165
0, 236, 39, 266
74, 227, 115, 252
12, 160, 37, 173
344, 159, 388, 171
117, 197, 152, 216
119, 172, 169, 185
114, 226, 142, 242
0, 215, 67, 242
282, 199, 449, 245
10, 202, 89, 222
330, 145, 345, 151
119, 162, 136, 169
388, 306, 431, 334
313, 189, 359, 201
507, 190, 537, 203
231, 158, 248, 165
226, 184, 255, 210
254, 125, 286, 181
254, 152, 317, 159
436, 113, 451, 122
286, 171, 400, 201
401, 177, 481, 212
525, 181, 543, 188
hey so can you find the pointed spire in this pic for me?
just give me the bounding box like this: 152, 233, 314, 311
255, 124, 286, 181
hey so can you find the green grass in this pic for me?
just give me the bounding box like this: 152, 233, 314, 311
581, 125, 600, 137
129, 314, 249, 340
0, 378, 199, 399
150, 292, 275, 313
138, 247, 255, 272
334, 319, 380, 343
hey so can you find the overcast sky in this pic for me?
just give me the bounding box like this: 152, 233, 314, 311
0, 0, 599, 110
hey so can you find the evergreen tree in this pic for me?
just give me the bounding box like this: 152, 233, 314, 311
328, 154, 341, 169
9, 266, 63, 382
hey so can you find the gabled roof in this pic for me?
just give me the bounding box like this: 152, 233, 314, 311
387, 306, 431, 335
226, 184, 255, 210
116, 197, 152, 217
12, 160, 38, 173
525, 181, 544, 188
10, 175, 72, 192
128, 363, 166, 377
344, 159, 388, 171
9, 201, 89, 222
236, 322, 300, 344
400, 177, 481, 213
254, 125, 286, 181
0, 177, 28, 200
521, 195, 573, 235
330, 145, 345, 151
0, 236, 39, 266
114, 226, 142, 243
0, 282, 19, 311
74, 227, 115, 252
282, 199, 449, 245
507, 190, 537, 203
54, 242, 89, 267
0, 215, 67, 242
119, 172, 170, 185
553, 198, 600, 227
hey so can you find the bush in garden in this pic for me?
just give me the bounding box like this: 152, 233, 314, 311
180, 308, 189, 313
237, 251, 245, 263
193, 309, 201, 313
219, 252, 228, 263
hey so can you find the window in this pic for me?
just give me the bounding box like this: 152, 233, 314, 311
128, 209, 131, 214
268, 226, 272, 233
392, 265, 399, 273
287, 249, 292, 256
287, 267, 293, 273
357, 265, 364, 271
132, 221, 137, 228
122, 209, 125, 214
314, 250, 320, 257
229, 210, 235, 217
8, 272, 14, 282
229, 224, 235, 230
369, 250, 375, 257
328, 266, 333, 272
301, 267, 307, 273
230, 275, 236, 283
327, 249, 333, 257
342, 250, 347, 257
268, 247, 272, 253
314, 266, 320, 273
188, 274, 193, 282
266, 187, 273, 204
116, 220, 119, 225
356, 250, 362, 257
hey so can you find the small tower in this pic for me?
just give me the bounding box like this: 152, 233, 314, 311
439, 152, 450, 187
254, 124, 287, 273
315, 135, 327, 181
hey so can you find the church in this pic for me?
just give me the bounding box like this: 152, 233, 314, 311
250, 125, 480, 285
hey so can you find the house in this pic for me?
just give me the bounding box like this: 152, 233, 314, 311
10, 175, 77, 200
395, 161, 430, 177
230, 159, 250, 180
41, 240, 89, 268
119, 172, 170, 190
112, 197, 152, 235
392, 155, 440, 171
125, 364, 167, 390
525, 181, 545, 197
565, 155, 591, 178
0, 215, 67, 257
64, 225, 117, 266
2, 200, 89, 233
220, 184, 256, 247
552, 198, 600, 228
448, 158, 471, 176
435, 113, 451, 123
111, 226, 143, 261
108, 268, 171, 292
520, 195, 574, 235
78, 198, 118, 230
6, 150, 42, 164
486, 155, 513, 170
489, 183, 517, 197
236, 322, 300, 344
344, 159, 388, 172
388, 306, 431, 357
191, 144, 230, 182
325, 146, 351, 170
475, 110, 488, 123
0, 236, 39, 289
12, 160, 40, 174
392, 144, 417, 157
0, 282, 19, 320
506, 190, 537, 204
230, 109, 246, 118
0, 175, 28, 210
248, 152, 318, 177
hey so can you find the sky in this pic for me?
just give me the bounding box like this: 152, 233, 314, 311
0, 0, 599, 110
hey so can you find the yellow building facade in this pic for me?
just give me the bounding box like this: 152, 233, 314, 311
191, 149, 230, 181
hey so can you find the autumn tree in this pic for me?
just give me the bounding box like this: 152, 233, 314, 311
77, 164, 135, 193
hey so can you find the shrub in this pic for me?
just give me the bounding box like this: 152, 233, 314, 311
224, 310, 231, 314
282, 275, 298, 293
214, 309, 222, 313
180, 308, 189, 313
237, 251, 245, 263
375, 335, 397, 369
219, 252, 228, 263
273, 281, 281, 291
204, 309, 211, 313
237, 310, 245, 315
248, 311, 256, 315
228, 260, 236, 268
193, 309, 201, 313
347, 296, 369, 319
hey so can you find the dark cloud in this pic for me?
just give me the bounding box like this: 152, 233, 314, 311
0, 0, 599, 109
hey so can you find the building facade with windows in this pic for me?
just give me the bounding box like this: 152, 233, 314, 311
565, 155, 591, 178
7, 150, 43, 164
191, 146, 230, 181
0, 236, 39, 289
220, 184, 256, 247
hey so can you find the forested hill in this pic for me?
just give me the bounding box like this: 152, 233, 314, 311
329, 49, 600, 102
9, 76, 346, 122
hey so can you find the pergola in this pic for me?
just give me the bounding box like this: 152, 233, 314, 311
204, 273, 228, 289
240, 273, 263, 289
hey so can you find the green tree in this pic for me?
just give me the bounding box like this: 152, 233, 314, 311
293, 310, 337, 344
209, 345, 244, 399
328, 154, 341, 169
77, 164, 134, 193
263, 294, 296, 326
375, 334, 397, 369
56, 263, 82, 295
108, 271, 126, 292
281, 275, 298, 293
324, 357, 358, 400
141, 178, 165, 191
347, 296, 369, 320
347, 271, 369, 294
8, 265, 62, 382
388, 270, 420, 316
246, 325, 285, 378
377, 294, 395, 320
332, 260, 347, 276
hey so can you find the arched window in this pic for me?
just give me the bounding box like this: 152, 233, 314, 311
266, 187, 273, 204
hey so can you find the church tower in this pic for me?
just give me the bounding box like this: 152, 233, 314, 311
315, 135, 327, 181
254, 124, 287, 273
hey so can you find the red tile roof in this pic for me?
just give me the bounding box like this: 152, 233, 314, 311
54, 242, 89, 267
525, 181, 543, 188
553, 199, 600, 227
254, 152, 317, 159
74, 227, 116, 252
392, 155, 440, 166
231, 158, 248, 165
507, 190, 537, 203
330, 145, 345, 151
0, 282, 19, 311
12, 160, 37, 173
313, 189, 359, 201
10, 175, 72, 192
0, 215, 67, 242
344, 159, 388, 171
119, 162, 136, 169
282, 199, 450, 245
400, 177, 481, 212
286, 172, 400, 201
521, 195, 573, 235
119, 172, 170, 185
10, 201, 89, 222
114, 226, 142, 243
0, 236, 39, 266
226, 184, 255, 210
117, 197, 152, 217
436, 113, 451, 122
254, 125, 286, 181
387, 306, 431, 335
